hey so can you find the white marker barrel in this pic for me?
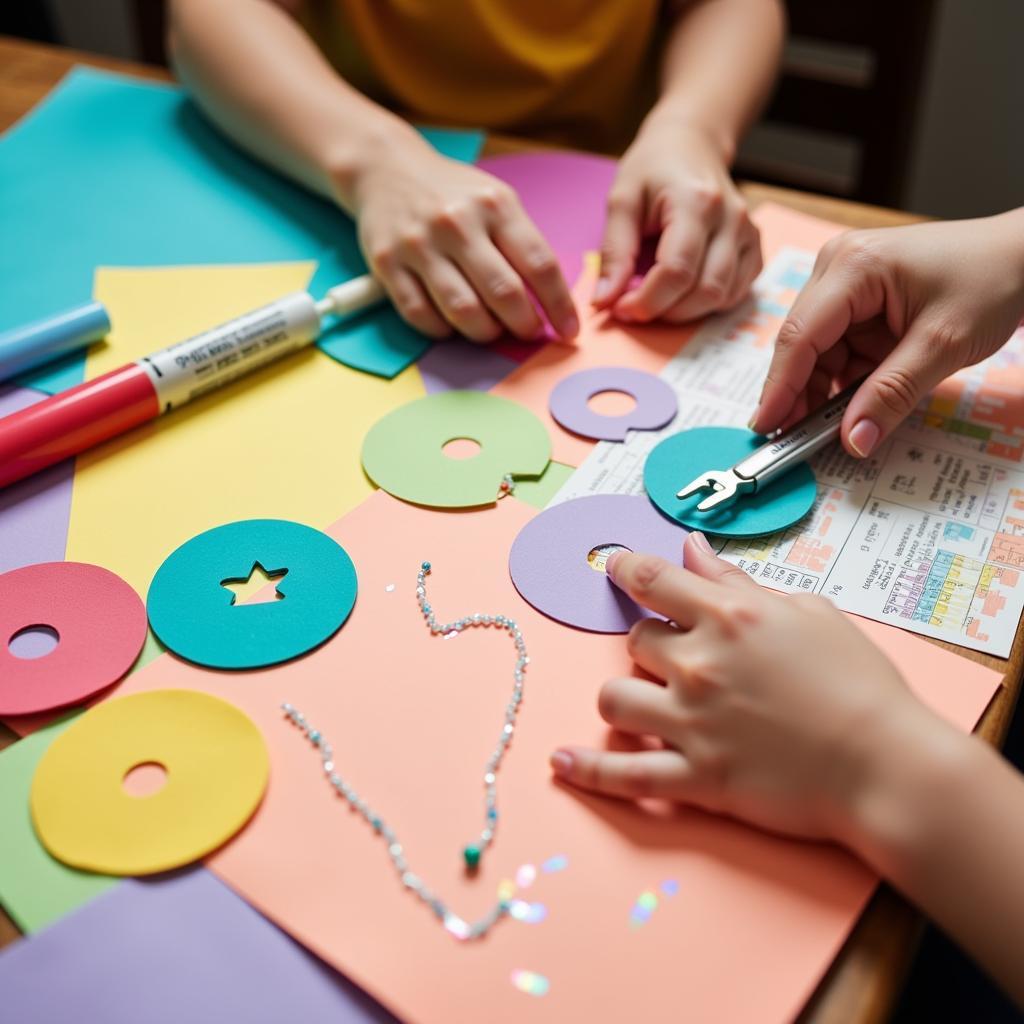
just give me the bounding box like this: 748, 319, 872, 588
136, 291, 321, 411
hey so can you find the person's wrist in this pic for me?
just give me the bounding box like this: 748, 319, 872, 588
637, 100, 737, 166
834, 701, 973, 879
993, 207, 1024, 300
323, 116, 429, 213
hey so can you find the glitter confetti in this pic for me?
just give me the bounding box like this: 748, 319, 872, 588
497, 879, 516, 901
509, 899, 548, 924
511, 970, 550, 997
384, 583, 395, 592
515, 863, 537, 889
629, 890, 659, 929
541, 854, 568, 873
660, 879, 679, 897
443, 914, 471, 941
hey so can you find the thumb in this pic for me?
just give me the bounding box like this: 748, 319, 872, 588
594, 189, 642, 308
684, 532, 757, 587
841, 319, 959, 457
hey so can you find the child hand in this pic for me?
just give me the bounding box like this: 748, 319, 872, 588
550, 533, 952, 850
593, 122, 762, 323
751, 211, 1024, 457
351, 142, 579, 343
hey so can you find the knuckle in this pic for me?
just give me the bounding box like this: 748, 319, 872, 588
658, 259, 696, 290
775, 315, 806, 352
606, 189, 637, 215
872, 366, 920, 417
478, 183, 516, 214
526, 250, 560, 281
430, 202, 473, 237
836, 232, 882, 272
619, 760, 654, 797
629, 556, 668, 596
368, 245, 398, 274
486, 275, 524, 304
397, 229, 430, 258
444, 292, 482, 319
691, 185, 723, 216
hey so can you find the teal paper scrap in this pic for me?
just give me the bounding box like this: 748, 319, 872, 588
0, 67, 484, 392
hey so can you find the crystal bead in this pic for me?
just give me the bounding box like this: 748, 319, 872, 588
484, 772, 496, 785
463, 844, 482, 870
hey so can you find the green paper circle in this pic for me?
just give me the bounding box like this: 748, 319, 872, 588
147, 519, 357, 669
644, 427, 818, 537
361, 391, 551, 508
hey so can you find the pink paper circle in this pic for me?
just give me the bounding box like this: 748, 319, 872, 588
509, 495, 687, 633
0, 562, 147, 715
549, 367, 678, 441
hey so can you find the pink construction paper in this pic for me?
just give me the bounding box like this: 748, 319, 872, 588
548, 366, 678, 441
509, 494, 688, 632
99, 489, 999, 1024
0, 562, 146, 715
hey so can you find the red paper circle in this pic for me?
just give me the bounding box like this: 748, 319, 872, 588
0, 562, 146, 715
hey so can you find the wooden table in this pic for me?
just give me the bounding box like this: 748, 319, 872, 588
0, 33, 1019, 1024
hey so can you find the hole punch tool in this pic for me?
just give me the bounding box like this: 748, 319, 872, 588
676, 380, 862, 512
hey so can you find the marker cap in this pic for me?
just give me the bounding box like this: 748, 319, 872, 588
0, 302, 111, 383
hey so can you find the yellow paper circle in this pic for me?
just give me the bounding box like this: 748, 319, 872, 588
30, 689, 269, 876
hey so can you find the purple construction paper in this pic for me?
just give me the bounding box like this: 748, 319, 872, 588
0, 868, 397, 1024
549, 366, 678, 441
478, 151, 617, 287
417, 337, 519, 394
0, 385, 73, 575
509, 494, 687, 633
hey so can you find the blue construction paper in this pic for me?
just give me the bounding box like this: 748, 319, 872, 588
147, 518, 358, 669
0, 869, 397, 1024
0, 67, 484, 392
318, 305, 431, 379
644, 426, 818, 538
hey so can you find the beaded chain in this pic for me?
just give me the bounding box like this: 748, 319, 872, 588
281, 559, 530, 942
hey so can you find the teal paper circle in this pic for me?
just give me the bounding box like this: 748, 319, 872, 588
644, 427, 818, 538
147, 519, 357, 669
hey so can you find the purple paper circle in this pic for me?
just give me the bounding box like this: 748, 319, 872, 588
509, 494, 688, 633
548, 367, 678, 441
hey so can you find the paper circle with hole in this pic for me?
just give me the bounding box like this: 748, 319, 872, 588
644, 426, 818, 538
509, 494, 688, 632
30, 689, 269, 875
549, 366, 678, 441
147, 519, 357, 669
0, 562, 147, 716
361, 391, 551, 508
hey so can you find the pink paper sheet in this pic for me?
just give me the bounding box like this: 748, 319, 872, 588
490, 203, 845, 467
106, 489, 999, 1024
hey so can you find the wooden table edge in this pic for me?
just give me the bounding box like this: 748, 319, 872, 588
1, 32, 1020, 1024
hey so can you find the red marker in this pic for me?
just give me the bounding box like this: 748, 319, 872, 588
0, 276, 384, 489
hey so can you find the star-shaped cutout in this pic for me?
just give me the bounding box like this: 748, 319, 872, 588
220, 561, 288, 606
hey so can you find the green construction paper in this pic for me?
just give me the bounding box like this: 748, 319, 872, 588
362, 391, 551, 508
0, 717, 116, 933
513, 461, 576, 510
1, 67, 484, 392
644, 426, 818, 538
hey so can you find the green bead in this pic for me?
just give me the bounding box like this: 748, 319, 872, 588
463, 844, 481, 870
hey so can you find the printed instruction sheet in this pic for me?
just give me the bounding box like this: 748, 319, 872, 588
551, 247, 1024, 656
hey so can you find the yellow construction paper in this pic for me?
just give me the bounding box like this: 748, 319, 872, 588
65, 263, 425, 596
30, 690, 268, 876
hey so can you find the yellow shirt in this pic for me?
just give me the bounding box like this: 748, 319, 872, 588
300, 1, 666, 154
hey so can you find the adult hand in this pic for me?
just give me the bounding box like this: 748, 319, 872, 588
550, 533, 956, 849
751, 211, 1024, 457
594, 122, 762, 324
352, 142, 579, 343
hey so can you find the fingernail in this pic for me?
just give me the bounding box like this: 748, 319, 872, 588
747, 412, 758, 431
592, 278, 610, 303
848, 418, 880, 458
690, 531, 713, 555
605, 550, 623, 583
550, 750, 573, 777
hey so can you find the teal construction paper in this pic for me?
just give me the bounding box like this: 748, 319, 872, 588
317, 304, 431, 379
643, 426, 818, 538
147, 519, 358, 670
0, 67, 484, 392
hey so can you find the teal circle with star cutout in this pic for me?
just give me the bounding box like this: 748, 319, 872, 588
644, 426, 818, 538
147, 519, 357, 669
